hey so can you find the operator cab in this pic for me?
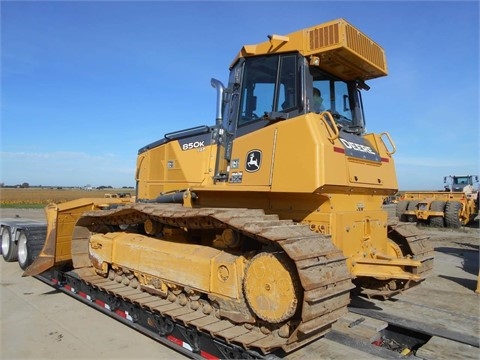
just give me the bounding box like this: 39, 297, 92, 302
223, 52, 368, 138
446, 175, 479, 192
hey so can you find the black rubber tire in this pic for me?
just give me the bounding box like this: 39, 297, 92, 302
445, 201, 463, 228
18, 227, 47, 270
396, 200, 409, 222
1, 226, 18, 262
429, 201, 446, 227
406, 201, 420, 222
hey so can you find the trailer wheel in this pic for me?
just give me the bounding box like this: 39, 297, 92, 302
429, 201, 446, 227
18, 227, 47, 270
445, 201, 462, 228
17, 230, 32, 270
406, 201, 420, 223
1, 226, 18, 262
396, 200, 409, 222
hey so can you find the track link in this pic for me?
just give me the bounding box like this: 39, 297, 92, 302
70, 203, 354, 354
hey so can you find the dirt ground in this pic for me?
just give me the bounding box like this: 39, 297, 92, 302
0, 208, 48, 222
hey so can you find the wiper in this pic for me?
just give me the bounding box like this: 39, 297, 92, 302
342, 125, 363, 135
263, 111, 289, 121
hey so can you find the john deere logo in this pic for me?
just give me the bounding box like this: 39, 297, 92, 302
245, 150, 261, 173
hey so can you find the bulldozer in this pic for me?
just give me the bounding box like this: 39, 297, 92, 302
26, 19, 433, 354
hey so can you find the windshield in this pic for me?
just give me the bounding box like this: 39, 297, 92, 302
453, 176, 470, 185
229, 53, 367, 135
310, 67, 365, 132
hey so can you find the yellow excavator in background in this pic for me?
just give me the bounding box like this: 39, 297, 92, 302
26, 19, 433, 354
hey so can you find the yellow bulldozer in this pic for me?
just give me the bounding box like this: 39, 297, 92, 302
26, 19, 433, 354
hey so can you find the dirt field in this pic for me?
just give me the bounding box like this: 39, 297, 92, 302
0, 188, 134, 205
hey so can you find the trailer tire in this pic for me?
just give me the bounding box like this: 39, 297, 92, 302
406, 201, 420, 223
396, 200, 409, 222
429, 201, 446, 227
445, 201, 462, 228
17, 227, 47, 270
17, 230, 32, 270
1, 226, 18, 262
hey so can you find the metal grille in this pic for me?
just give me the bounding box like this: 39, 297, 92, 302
308, 21, 387, 74
309, 23, 340, 49
344, 23, 386, 71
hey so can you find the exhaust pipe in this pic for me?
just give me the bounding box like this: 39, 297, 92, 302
211, 78, 225, 126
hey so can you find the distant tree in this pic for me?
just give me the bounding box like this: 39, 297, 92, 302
0, 182, 4, 188
21, 182, 30, 188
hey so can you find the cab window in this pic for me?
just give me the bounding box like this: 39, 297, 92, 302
311, 68, 354, 126
238, 54, 298, 127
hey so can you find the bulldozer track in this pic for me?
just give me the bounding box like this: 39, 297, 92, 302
351, 219, 434, 299
70, 203, 354, 354
388, 221, 435, 277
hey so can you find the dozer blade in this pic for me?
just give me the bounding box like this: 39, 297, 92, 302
351, 257, 423, 281
24, 197, 134, 277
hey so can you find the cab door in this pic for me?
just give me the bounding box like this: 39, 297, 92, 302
225, 54, 301, 187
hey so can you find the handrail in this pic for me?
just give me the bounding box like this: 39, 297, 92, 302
319, 111, 339, 141
380, 132, 396, 155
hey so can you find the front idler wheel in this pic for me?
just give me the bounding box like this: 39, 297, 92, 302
243, 252, 301, 323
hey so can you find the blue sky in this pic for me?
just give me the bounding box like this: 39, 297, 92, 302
1, 0, 479, 190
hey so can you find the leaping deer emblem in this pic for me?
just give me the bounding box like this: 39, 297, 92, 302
246, 150, 261, 172
247, 153, 259, 169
